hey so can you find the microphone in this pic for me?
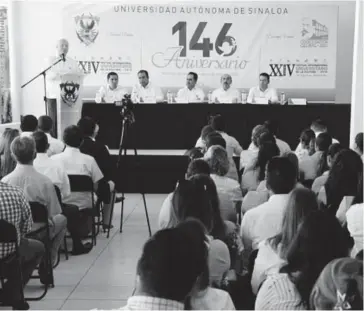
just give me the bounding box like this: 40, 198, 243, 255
61, 53, 65, 62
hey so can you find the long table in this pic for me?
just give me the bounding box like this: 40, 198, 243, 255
82, 102, 351, 193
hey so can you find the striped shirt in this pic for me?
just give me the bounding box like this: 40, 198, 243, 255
255, 273, 306, 310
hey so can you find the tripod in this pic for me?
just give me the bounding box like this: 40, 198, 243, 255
113, 107, 152, 237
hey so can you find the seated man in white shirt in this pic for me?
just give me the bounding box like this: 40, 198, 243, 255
32, 131, 70, 200
20, 115, 38, 137
240, 157, 297, 253
211, 74, 240, 103
95, 72, 127, 103
176, 72, 205, 103
247, 72, 279, 104
131, 70, 164, 103
38, 115, 65, 156
295, 118, 339, 153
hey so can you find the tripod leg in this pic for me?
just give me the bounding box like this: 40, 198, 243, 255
141, 193, 152, 237
119, 193, 125, 233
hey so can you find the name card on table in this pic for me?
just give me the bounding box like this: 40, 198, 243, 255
291, 98, 307, 105
254, 98, 269, 105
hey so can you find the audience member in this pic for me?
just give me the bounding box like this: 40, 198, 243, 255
77, 117, 120, 228
263, 120, 291, 154
185, 158, 210, 179
38, 115, 65, 156
0, 181, 45, 310
20, 115, 38, 136
299, 132, 332, 181
1, 136, 67, 272
0, 128, 19, 178
204, 132, 226, 150
241, 142, 280, 193
185, 147, 204, 162
255, 211, 351, 310
318, 149, 363, 214
177, 220, 236, 310
241, 125, 268, 168
240, 157, 297, 252
354, 132, 363, 158
32, 131, 70, 199
251, 188, 319, 294
195, 125, 215, 149
159, 174, 231, 286
257, 131, 277, 147
122, 220, 207, 310
310, 258, 363, 310
311, 143, 343, 194
210, 115, 243, 181
204, 145, 242, 222
52, 125, 104, 254
295, 128, 316, 160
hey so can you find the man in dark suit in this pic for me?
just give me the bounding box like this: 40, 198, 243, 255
77, 117, 122, 229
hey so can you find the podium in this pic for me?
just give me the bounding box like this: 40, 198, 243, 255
56, 73, 84, 139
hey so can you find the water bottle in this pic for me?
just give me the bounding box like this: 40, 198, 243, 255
208, 91, 212, 104
280, 92, 286, 105
167, 90, 172, 103
241, 90, 247, 104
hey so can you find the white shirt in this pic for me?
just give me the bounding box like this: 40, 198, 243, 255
247, 86, 279, 104
211, 87, 240, 103
20, 132, 33, 137
191, 287, 235, 310
251, 240, 286, 295
276, 138, 291, 154
299, 151, 323, 180
131, 82, 164, 103
346, 203, 363, 257
45, 133, 65, 156
45, 55, 81, 99
240, 194, 290, 251
176, 86, 205, 103
95, 85, 127, 103
33, 153, 70, 199
51, 147, 103, 210
255, 273, 305, 310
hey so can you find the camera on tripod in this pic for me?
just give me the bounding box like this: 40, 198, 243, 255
117, 94, 135, 124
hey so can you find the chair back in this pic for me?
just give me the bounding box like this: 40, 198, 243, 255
0, 219, 17, 243
29, 202, 49, 223
68, 175, 94, 193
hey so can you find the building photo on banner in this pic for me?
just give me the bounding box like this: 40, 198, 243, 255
62, 2, 338, 97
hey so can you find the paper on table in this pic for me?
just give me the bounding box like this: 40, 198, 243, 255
254, 98, 269, 105
291, 98, 307, 105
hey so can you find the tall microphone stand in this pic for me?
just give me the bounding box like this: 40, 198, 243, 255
113, 103, 151, 237
21, 56, 64, 115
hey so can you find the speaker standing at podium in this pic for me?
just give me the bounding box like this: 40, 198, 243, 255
45, 38, 81, 137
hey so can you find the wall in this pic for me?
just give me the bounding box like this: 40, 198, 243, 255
11, 1, 356, 118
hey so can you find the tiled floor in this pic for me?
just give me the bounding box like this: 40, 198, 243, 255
25, 194, 166, 310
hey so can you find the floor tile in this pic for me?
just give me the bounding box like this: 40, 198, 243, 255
61, 299, 127, 310
28, 299, 65, 310
69, 285, 133, 300
24, 285, 74, 300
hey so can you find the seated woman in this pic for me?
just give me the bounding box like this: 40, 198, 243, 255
204, 145, 242, 222
0, 129, 20, 179
255, 210, 352, 310
177, 220, 236, 310
240, 124, 267, 169
318, 149, 363, 215
195, 124, 215, 150
251, 188, 319, 295
299, 132, 332, 181
241, 142, 280, 194
310, 258, 363, 310
159, 173, 232, 286
295, 128, 315, 161
311, 143, 343, 194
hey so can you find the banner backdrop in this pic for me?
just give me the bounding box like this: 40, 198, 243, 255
62, 3, 338, 90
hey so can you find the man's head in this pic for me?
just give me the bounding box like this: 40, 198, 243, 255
186, 159, 210, 179
266, 157, 297, 194
315, 132, 332, 152
10, 136, 36, 165
32, 131, 49, 154
20, 115, 38, 132
220, 74, 232, 91
354, 132, 363, 156
37, 115, 53, 133
210, 115, 225, 132
63, 125, 83, 148
138, 70, 149, 88
77, 117, 98, 138
186, 72, 198, 90
136, 223, 207, 302
311, 118, 328, 134
327, 143, 344, 168
259, 72, 270, 90
107, 72, 119, 90
56, 38, 69, 57
205, 132, 226, 150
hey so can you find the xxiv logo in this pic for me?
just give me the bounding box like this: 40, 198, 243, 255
269, 64, 296, 77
